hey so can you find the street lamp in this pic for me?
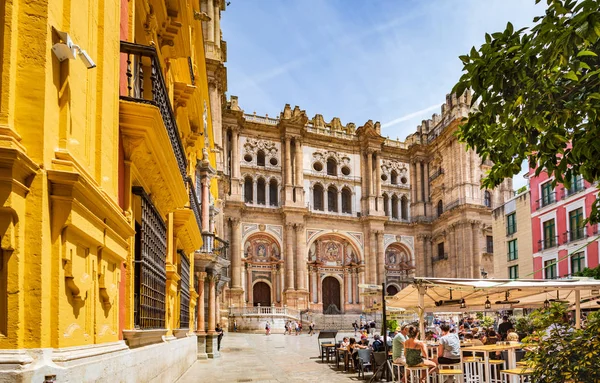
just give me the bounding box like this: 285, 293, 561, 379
484, 296, 491, 310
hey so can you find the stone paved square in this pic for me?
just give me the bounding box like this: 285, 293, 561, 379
178, 332, 375, 383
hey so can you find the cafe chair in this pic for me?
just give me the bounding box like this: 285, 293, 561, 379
500, 368, 533, 383
404, 364, 429, 383
437, 368, 464, 383
357, 348, 373, 380
392, 360, 405, 383
371, 351, 388, 381
481, 359, 505, 383
461, 356, 482, 383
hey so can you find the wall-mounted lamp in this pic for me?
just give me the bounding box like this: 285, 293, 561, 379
484, 296, 491, 310
51, 28, 96, 69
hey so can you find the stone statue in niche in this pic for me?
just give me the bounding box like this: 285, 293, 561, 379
257, 244, 267, 259
345, 243, 355, 265
309, 243, 317, 262
244, 242, 252, 260
388, 252, 397, 264
271, 243, 280, 259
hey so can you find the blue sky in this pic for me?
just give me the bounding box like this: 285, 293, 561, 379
221, 0, 544, 189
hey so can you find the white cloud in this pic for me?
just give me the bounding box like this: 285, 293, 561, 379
381, 104, 440, 129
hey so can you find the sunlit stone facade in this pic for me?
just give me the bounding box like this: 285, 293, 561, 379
221, 92, 514, 313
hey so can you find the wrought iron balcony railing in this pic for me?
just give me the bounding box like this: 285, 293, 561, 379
538, 236, 558, 251
564, 227, 587, 243
536, 192, 557, 209
200, 233, 229, 260
120, 41, 188, 181
564, 177, 585, 197
186, 177, 202, 232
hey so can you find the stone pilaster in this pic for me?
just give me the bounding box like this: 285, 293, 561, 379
196, 272, 207, 334
285, 223, 295, 291
376, 230, 384, 284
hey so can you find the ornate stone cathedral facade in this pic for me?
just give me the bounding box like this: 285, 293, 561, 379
220, 92, 513, 313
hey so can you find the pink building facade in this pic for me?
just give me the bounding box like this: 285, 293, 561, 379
529, 168, 599, 279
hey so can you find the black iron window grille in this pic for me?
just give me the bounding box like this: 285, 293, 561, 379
133, 187, 167, 329
178, 250, 191, 329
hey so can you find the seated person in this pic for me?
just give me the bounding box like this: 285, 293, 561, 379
347, 337, 368, 369
404, 326, 436, 377
371, 334, 385, 352
392, 325, 408, 364
462, 333, 484, 358
506, 328, 520, 342
340, 337, 350, 348
435, 324, 461, 365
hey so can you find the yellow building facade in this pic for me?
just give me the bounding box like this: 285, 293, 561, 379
0, 0, 227, 380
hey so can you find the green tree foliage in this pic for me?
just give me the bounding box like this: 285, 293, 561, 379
574, 264, 600, 279
453, 0, 600, 223
523, 304, 600, 383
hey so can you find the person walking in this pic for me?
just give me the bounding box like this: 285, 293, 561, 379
233, 319, 238, 332
215, 323, 224, 351
308, 321, 315, 335
352, 321, 359, 336
265, 321, 271, 336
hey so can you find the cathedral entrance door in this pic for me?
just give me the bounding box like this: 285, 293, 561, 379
253, 282, 271, 307
322, 276, 341, 313
386, 285, 398, 296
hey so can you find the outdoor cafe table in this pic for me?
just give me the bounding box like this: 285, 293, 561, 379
461, 343, 522, 383
336, 348, 348, 371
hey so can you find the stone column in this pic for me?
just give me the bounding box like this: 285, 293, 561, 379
231, 129, 240, 178
387, 197, 392, 218
376, 231, 384, 284
337, 190, 342, 213
252, 179, 257, 205
369, 232, 378, 284
357, 269, 365, 304
231, 218, 242, 288
213, 0, 220, 48
285, 223, 295, 290
424, 162, 430, 203
201, 178, 210, 231
472, 222, 481, 279
266, 183, 270, 207
206, 0, 215, 43
415, 161, 422, 202
278, 267, 284, 303
348, 269, 353, 304
366, 151, 373, 198
196, 272, 207, 333
324, 187, 329, 212
285, 137, 292, 185
294, 139, 303, 186
375, 152, 382, 210
207, 273, 218, 334
295, 224, 307, 290
449, 226, 457, 278
411, 162, 418, 202
246, 266, 253, 305
312, 267, 318, 303
344, 270, 350, 304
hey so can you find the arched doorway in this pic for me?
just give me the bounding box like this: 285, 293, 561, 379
322, 276, 341, 312
386, 285, 399, 296
253, 281, 271, 307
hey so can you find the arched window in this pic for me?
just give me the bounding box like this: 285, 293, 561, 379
257, 150, 266, 166
313, 184, 324, 211
327, 186, 338, 212
256, 178, 266, 205
391, 195, 399, 219
484, 190, 491, 208
326, 157, 337, 176
391, 170, 398, 185
244, 176, 253, 204
383, 194, 390, 216
341, 187, 352, 214
269, 179, 278, 206
437, 200, 443, 217
401, 196, 408, 220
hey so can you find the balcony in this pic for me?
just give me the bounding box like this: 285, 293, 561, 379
538, 236, 558, 251
536, 192, 557, 209
186, 177, 202, 232
429, 168, 444, 182
200, 233, 229, 261
564, 177, 585, 197
120, 41, 188, 181
432, 253, 449, 263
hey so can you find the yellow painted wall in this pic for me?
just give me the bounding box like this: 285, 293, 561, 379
0, 0, 125, 349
